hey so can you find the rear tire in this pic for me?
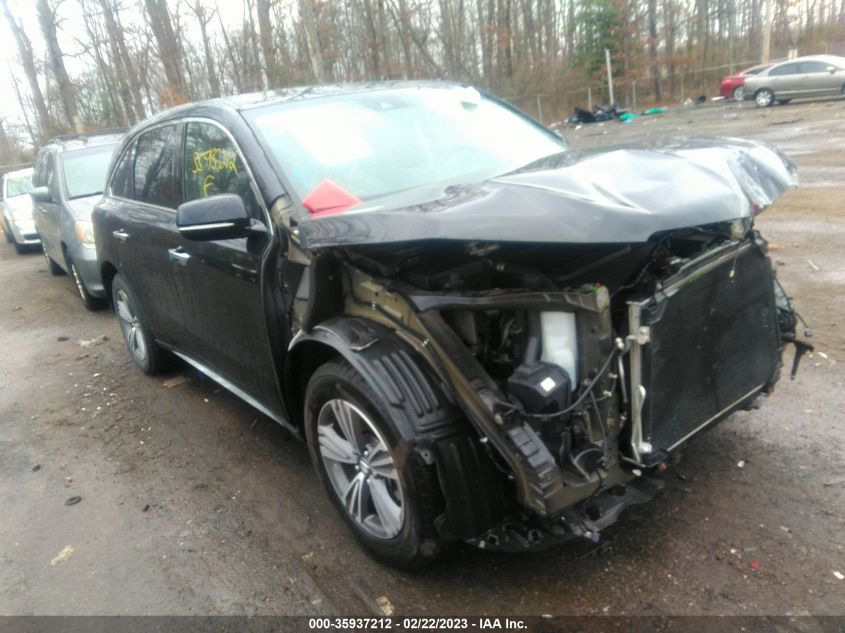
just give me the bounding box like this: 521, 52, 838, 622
14, 241, 27, 255
69, 257, 106, 311
755, 88, 774, 107
44, 249, 64, 276
112, 274, 170, 375
304, 358, 448, 570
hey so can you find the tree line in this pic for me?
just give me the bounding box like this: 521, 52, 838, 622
1, 0, 844, 163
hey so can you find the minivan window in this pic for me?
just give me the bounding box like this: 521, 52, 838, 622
134, 125, 181, 209
45, 153, 57, 197
5, 173, 33, 197
770, 63, 799, 76
63, 145, 116, 199
183, 122, 261, 217
110, 143, 136, 199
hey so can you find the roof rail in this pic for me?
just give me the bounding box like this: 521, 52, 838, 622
47, 127, 128, 144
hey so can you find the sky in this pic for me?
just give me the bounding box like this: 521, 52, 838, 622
0, 0, 253, 135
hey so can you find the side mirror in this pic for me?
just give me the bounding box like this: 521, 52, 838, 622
177, 193, 251, 241
30, 186, 51, 203
827, 66, 837, 73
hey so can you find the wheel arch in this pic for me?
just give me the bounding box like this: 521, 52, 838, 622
100, 261, 119, 307
286, 315, 513, 540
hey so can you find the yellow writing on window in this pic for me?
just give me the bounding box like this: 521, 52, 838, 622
192, 147, 238, 175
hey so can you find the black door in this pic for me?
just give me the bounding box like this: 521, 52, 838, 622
175, 120, 281, 413
115, 124, 187, 343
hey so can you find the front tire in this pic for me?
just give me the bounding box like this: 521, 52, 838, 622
44, 249, 64, 275
304, 359, 448, 569
69, 257, 106, 311
755, 88, 774, 107
112, 274, 170, 375
732, 86, 745, 102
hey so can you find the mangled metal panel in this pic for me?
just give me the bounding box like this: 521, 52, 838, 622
297, 137, 797, 249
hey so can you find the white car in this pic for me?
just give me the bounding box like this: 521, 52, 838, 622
1, 167, 38, 253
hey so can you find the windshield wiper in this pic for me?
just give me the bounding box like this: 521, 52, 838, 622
501, 151, 569, 177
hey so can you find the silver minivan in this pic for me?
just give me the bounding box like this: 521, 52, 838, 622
744, 54, 845, 107
31, 131, 124, 310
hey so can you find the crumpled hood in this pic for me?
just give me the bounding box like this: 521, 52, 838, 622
66, 194, 101, 221
297, 137, 797, 249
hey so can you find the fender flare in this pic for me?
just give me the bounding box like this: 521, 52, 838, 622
285, 316, 459, 442
285, 316, 512, 538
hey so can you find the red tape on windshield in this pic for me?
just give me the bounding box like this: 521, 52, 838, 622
302, 179, 361, 216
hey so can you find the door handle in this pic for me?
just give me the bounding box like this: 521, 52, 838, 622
168, 247, 191, 266
112, 229, 129, 243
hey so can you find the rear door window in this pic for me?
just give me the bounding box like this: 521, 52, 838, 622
769, 63, 799, 76
134, 125, 182, 209
183, 122, 262, 218
110, 143, 136, 199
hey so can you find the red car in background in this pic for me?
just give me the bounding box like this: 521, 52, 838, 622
720, 63, 773, 101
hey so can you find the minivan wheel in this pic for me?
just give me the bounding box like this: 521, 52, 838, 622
69, 257, 106, 311
755, 88, 774, 107
304, 359, 448, 569
112, 274, 169, 375
44, 249, 65, 275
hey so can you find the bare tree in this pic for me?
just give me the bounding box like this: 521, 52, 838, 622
144, 0, 187, 103
36, 0, 79, 131
99, 0, 145, 120
190, 1, 222, 97
300, 0, 327, 82
1, 0, 52, 141
257, 0, 281, 88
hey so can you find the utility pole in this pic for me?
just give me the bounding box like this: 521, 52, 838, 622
605, 48, 615, 105
762, 0, 773, 62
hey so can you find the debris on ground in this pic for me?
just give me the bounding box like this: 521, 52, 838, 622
78, 335, 108, 348
376, 595, 395, 616
737, 460, 746, 469
834, 571, 844, 580
808, 259, 820, 271
162, 376, 187, 389
50, 545, 75, 566
56, 336, 69, 342
31, 464, 40, 472
749, 560, 761, 571
823, 478, 845, 487
143, 504, 151, 512
65, 495, 82, 506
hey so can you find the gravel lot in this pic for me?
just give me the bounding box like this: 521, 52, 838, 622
1, 97, 843, 616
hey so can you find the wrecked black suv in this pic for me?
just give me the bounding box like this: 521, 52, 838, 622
93, 82, 806, 568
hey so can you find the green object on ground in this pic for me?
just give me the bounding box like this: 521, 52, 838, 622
642, 107, 666, 115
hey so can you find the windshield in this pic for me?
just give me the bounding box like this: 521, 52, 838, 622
5, 173, 33, 197
247, 86, 566, 212
62, 145, 117, 199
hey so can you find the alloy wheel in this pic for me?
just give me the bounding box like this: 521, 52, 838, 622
755, 89, 773, 107
732, 86, 744, 102
316, 398, 404, 539
115, 289, 148, 363
70, 262, 87, 302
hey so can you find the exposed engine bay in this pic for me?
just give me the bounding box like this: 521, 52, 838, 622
284, 137, 810, 551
